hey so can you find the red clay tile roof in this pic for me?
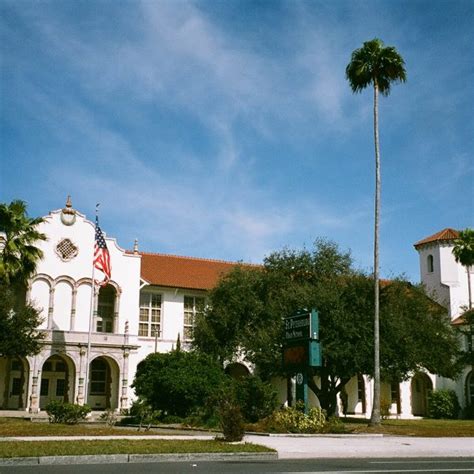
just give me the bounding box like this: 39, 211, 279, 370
139, 252, 257, 290
414, 228, 459, 249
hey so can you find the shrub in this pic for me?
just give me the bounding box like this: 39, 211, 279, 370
217, 397, 245, 442
132, 350, 227, 418
46, 400, 91, 424
99, 409, 117, 426
233, 375, 278, 423
322, 415, 348, 434
129, 399, 161, 430
265, 402, 326, 433
428, 389, 460, 419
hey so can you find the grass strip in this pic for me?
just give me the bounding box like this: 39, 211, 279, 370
0, 440, 274, 458
345, 418, 474, 437
0, 419, 206, 437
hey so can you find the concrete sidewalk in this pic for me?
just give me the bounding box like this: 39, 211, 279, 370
1, 433, 473, 461
244, 434, 474, 459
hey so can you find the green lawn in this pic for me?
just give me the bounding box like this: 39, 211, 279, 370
344, 418, 474, 437
0, 418, 210, 437
0, 440, 274, 458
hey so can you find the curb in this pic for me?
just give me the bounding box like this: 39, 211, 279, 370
246, 432, 384, 438
0, 452, 278, 466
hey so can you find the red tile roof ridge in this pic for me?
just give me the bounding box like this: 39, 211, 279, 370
414, 228, 459, 248
138, 251, 261, 267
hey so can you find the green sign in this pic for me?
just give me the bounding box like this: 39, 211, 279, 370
282, 340, 321, 369
282, 309, 322, 414
284, 310, 319, 342
282, 309, 321, 370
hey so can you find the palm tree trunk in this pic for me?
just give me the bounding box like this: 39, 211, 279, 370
370, 80, 381, 426
467, 267, 472, 310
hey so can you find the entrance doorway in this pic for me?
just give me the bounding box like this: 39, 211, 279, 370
87, 356, 119, 410
411, 373, 433, 416
39, 355, 75, 409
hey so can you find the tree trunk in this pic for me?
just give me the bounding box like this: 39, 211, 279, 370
370, 80, 381, 426
467, 266, 472, 310
307, 373, 349, 417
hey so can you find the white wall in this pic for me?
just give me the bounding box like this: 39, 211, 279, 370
418, 242, 472, 318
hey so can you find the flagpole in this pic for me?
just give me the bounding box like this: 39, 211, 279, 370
84, 203, 100, 406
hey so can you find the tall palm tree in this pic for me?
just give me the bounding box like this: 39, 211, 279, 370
346, 38, 406, 425
452, 228, 474, 310
0, 200, 46, 287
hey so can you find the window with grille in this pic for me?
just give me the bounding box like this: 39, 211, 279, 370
90, 359, 108, 395
11, 378, 21, 396
183, 296, 204, 341
97, 285, 115, 333
40, 378, 49, 396
55, 362, 66, 372
467, 371, 474, 406
139, 293, 162, 338
390, 381, 400, 402
55, 238, 78, 261
56, 379, 66, 397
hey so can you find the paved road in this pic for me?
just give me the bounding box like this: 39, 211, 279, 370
1, 457, 474, 473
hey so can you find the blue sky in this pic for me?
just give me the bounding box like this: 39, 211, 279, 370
1, 0, 473, 282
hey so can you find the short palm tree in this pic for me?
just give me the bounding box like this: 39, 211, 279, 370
0, 200, 46, 287
346, 38, 406, 425
452, 229, 474, 310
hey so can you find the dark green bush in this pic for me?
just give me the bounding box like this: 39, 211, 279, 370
45, 400, 91, 424
217, 397, 245, 442
233, 375, 278, 423
428, 389, 460, 419
132, 350, 227, 418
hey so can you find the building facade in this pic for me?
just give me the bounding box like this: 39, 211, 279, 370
0, 202, 472, 418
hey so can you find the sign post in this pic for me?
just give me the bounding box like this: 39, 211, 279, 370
282, 309, 321, 413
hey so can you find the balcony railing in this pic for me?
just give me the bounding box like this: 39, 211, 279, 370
41, 330, 131, 347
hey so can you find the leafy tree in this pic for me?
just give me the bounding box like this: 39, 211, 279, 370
194, 240, 460, 417
346, 38, 407, 424
132, 349, 227, 418
0, 200, 46, 287
0, 282, 44, 357
452, 228, 474, 309
0, 200, 46, 357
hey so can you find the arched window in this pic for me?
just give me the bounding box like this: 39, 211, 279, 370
97, 285, 115, 333
427, 255, 434, 273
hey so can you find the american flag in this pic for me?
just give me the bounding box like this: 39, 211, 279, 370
94, 217, 111, 286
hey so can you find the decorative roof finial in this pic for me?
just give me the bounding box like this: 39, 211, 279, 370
133, 239, 139, 254
60, 195, 76, 225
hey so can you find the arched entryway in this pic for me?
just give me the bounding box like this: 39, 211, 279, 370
225, 363, 250, 379
411, 373, 433, 416
39, 354, 75, 410
341, 374, 366, 415
87, 356, 120, 410
0, 357, 29, 409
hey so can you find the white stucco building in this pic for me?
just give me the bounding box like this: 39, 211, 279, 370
0, 201, 472, 418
